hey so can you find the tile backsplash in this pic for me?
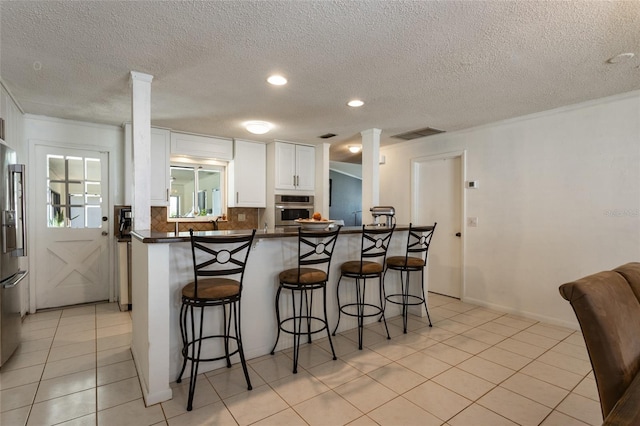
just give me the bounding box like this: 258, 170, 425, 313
150, 207, 260, 232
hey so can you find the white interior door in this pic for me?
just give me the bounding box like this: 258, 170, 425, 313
414, 155, 463, 298
34, 145, 110, 309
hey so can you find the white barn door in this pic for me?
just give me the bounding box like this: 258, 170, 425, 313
34, 144, 110, 309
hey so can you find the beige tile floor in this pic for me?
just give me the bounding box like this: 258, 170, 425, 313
0, 294, 602, 426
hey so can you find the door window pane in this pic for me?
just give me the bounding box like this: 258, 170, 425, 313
69, 206, 84, 228
86, 206, 102, 228
47, 205, 65, 227
48, 182, 66, 202
68, 182, 84, 196
85, 158, 101, 181
68, 157, 83, 181
86, 182, 101, 196
48, 156, 65, 179
47, 155, 103, 228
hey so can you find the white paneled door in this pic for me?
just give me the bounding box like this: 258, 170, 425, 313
34, 145, 110, 309
414, 154, 463, 298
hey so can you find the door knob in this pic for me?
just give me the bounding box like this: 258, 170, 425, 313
102, 231, 108, 236
455, 232, 461, 237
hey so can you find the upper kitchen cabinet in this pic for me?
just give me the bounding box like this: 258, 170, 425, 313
273, 141, 315, 192
170, 132, 233, 160
150, 128, 171, 206
228, 139, 266, 208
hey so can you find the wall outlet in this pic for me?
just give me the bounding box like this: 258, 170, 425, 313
467, 217, 478, 227
238, 213, 246, 222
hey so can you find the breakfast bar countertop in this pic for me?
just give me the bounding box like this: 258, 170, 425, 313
131, 225, 411, 243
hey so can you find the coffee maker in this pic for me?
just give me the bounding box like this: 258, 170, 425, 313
118, 207, 132, 237
370, 206, 396, 227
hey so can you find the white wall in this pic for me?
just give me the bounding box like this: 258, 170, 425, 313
380, 91, 640, 327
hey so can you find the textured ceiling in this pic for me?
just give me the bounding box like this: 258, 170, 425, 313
1, 1, 639, 162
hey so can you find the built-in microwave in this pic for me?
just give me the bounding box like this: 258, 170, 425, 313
274, 195, 314, 227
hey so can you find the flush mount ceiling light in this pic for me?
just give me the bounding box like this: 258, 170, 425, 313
244, 121, 273, 135
348, 145, 362, 153
267, 75, 287, 85
607, 52, 635, 64
347, 99, 364, 107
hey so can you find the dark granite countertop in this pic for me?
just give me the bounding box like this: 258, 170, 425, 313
131, 225, 410, 244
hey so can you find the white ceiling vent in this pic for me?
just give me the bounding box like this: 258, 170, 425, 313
391, 127, 444, 140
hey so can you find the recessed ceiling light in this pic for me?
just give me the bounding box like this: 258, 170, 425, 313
347, 99, 364, 107
607, 53, 635, 64
244, 121, 273, 135
348, 145, 362, 153
267, 75, 287, 85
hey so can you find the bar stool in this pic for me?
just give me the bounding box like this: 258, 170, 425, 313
177, 229, 256, 411
333, 225, 395, 349
382, 223, 437, 333
270, 226, 341, 373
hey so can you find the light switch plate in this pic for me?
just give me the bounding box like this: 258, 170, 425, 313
238, 213, 246, 221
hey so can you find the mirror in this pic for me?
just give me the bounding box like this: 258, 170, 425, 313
169, 162, 225, 219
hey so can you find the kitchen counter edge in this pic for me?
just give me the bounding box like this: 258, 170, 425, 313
131, 225, 412, 244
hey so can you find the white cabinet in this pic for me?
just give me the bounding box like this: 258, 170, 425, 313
150, 128, 171, 206
274, 142, 315, 191
170, 132, 233, 160
229, 139, 266, 208
295, 144, 315, 191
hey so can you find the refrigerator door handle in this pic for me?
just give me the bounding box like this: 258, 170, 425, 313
1, 270, 28, 289
9, 164, 26, 257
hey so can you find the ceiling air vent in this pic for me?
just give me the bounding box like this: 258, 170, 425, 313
319, 133, 337, 139
392, 127, 444, 140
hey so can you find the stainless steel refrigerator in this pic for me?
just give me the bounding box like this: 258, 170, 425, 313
0, 142, 27, 367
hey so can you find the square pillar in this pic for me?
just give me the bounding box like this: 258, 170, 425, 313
130, 71, 153, 231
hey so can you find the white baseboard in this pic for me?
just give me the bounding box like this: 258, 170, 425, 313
461, 296, 580, 330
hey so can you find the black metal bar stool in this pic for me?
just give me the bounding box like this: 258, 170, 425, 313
177, 229, 256, 411
333, 225, 395, 349
382, 223, 437, 333
270, 226, 341, 373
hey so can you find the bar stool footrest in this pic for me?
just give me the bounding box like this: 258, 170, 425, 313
385, 293, 425, 306
339, 302, 384, 318
180, 334, 241, 363
278, 316, 331, 336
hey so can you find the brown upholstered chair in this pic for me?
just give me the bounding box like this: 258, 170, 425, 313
270, 226, 341, 373
177, 229, 256, 411
559, 262, 640, 425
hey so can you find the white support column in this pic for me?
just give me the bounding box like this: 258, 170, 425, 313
361, 128, 381, 222
130, 71, 153, 230
315, 142, 331, 216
